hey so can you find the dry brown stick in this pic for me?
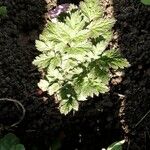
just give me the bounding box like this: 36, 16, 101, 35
0, 98, 26, 127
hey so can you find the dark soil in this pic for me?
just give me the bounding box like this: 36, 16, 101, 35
112, 0, 150, 149
0, 0, 150, 150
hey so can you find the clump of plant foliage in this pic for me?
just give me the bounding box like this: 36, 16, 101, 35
0, 133, 25, 150
141, 0, 150, 5
33, 0, 129, 115
0, 6, 7, 17
0, 133, 124, 150
106, 140, 125, 150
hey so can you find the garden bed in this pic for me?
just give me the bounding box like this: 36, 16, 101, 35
0, 0, 150, 149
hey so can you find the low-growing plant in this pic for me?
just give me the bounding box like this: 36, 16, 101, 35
105, 140, 125, 150
141, 0, 150, 5
0, 6, 7, 17
0, 133, 25, 150
0, 133, 125, 150
0, 133, 61, 150
33, 0, 129, 115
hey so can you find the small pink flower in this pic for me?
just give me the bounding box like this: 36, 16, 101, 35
48, 4, 70, 19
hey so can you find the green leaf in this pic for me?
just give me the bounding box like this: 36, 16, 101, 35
141, 0, 150, 5
0, 6, 7, 17
0, 134, 20, 149
59, 101, 73, 115
61, 58, 77, 74
88, 64, 110, 84
59, 84, 77, 100
0, 134, 25, 150
72, 66, 83, 75
80, 0, 103, 21
48, 55, 61, 70
46, 22, 71, 44
32, 52, 54, 69
48, 83, 60, 95
36, 40, 55, 52
76, 77, 108, 101
11, 144, 25, 150
72, 29, 90, 43
47, 68, 63, 80
65, 41, 92, 55
38, 79, 49, 91
65, 9, 86, 31
101, 50, 130, 69
59, 98, 79, 115
87, 19, 115, 39
87, 41, 108, 60
71, 99, 79, 111
54, 42, 67, 53
107, 140, 125, 150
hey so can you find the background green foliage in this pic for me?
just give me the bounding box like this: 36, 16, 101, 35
33, 0, 129, 115
0, 6, 7, 17
0, 133, 124, 150
141, 0, 150, 5
106, 140, 125, 150
0, 133, 25, 150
